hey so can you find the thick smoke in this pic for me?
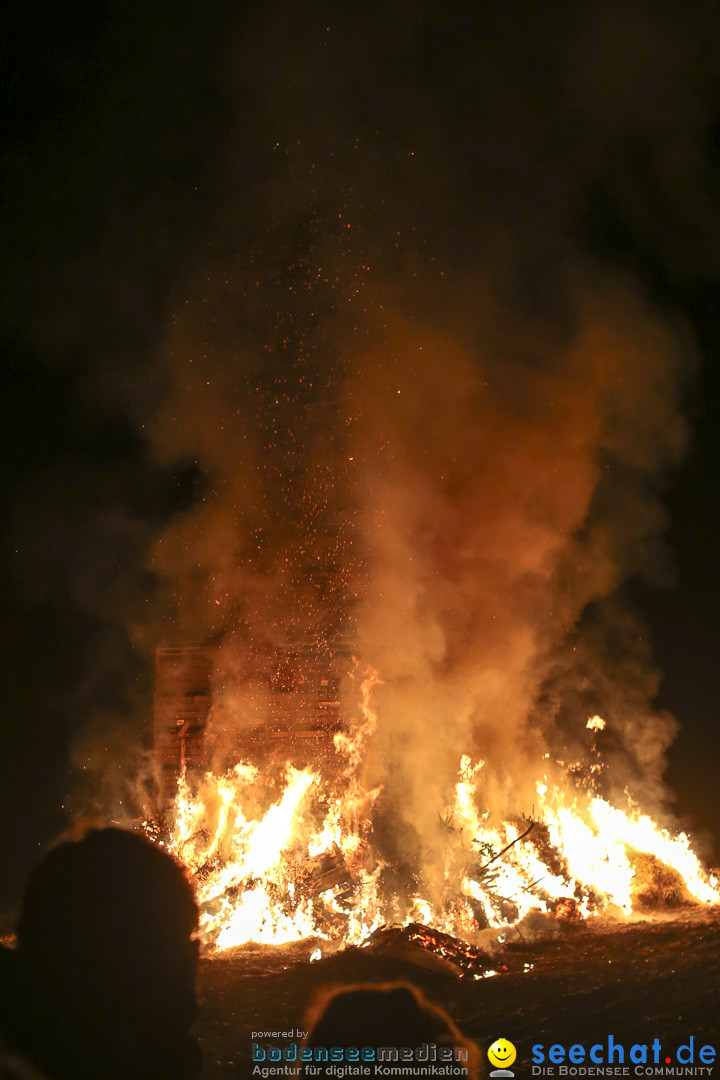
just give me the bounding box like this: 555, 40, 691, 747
2, 1, 719, 860
344, 280, 688, 859
132, 4, 707, 858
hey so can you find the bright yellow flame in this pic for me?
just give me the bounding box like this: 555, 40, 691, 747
154, 671, 718, 952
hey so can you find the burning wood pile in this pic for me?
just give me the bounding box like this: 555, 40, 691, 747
361, 923, 512, 979
141, 671, 719, 961
141, 640, 720, 961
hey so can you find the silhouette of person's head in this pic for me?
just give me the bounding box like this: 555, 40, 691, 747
301, 981, 479, 1078
0, 1046, 49, 1080
12, 827, 200, 1080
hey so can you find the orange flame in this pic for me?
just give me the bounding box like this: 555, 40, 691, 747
154, 679, 718, 950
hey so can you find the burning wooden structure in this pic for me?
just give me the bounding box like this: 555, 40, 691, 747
154, 646, 213, 798
150, 647, 720, 956
153, 641, 352, 797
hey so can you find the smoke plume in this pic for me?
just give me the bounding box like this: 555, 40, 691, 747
130, 5, 704, 854
2, 0, 719, 864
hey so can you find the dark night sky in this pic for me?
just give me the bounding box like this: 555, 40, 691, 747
1, 0, 720, 905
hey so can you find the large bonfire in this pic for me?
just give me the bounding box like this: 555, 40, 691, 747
147, 669, 719, 954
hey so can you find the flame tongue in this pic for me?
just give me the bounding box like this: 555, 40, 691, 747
155, 701, 719, 951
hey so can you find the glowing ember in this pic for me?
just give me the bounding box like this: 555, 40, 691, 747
587, 715, 606, 732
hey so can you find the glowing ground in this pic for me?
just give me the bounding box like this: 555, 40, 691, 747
195, 910, 720, 1077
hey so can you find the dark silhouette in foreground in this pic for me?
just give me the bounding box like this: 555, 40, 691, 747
301, 981, 480, 1079
0, 828, 200, 1080
0, 1046, 48, 1080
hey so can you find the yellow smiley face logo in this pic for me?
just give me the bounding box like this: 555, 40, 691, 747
488, 1039, 517, 1069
